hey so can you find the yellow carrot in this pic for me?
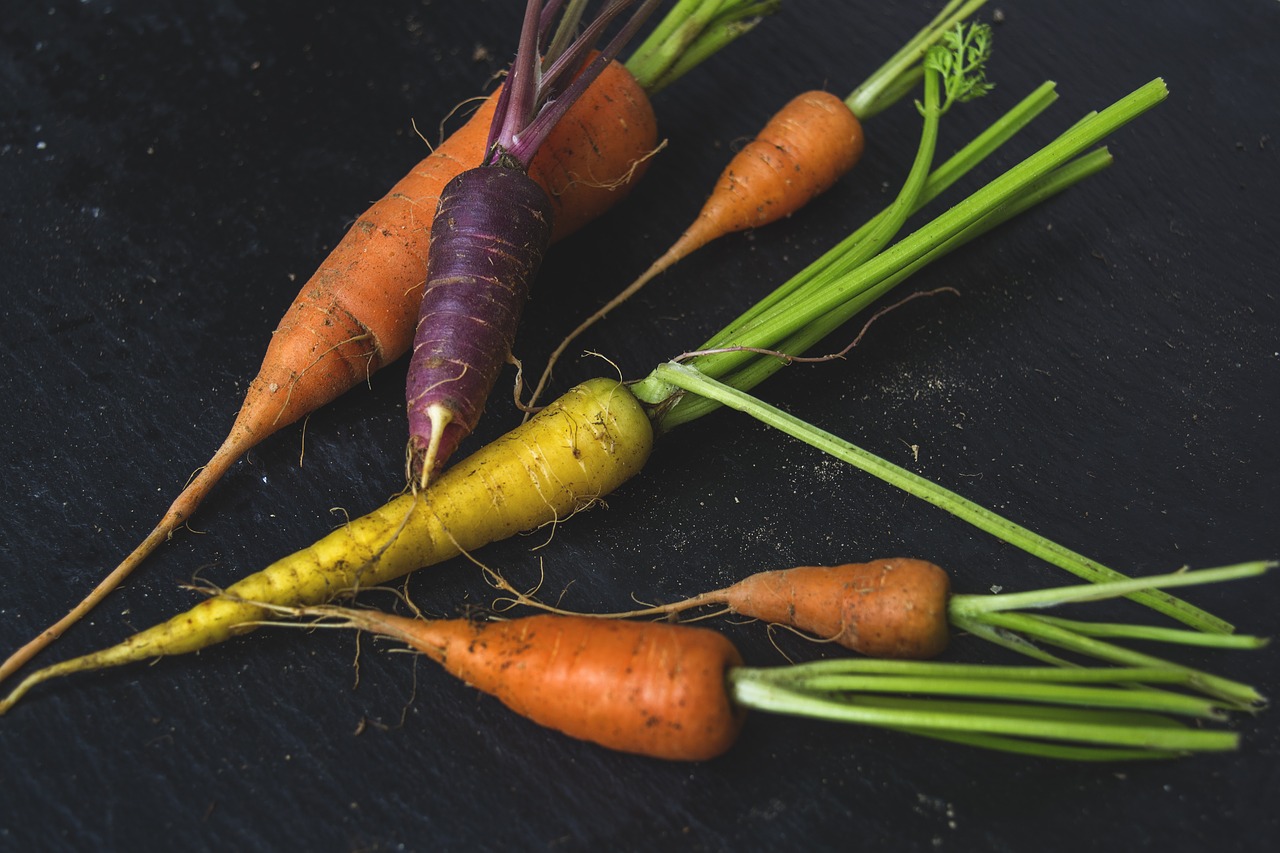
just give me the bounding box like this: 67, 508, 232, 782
0, 378, 652, 713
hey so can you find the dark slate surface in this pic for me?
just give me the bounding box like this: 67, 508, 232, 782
1, 1, 1277, 850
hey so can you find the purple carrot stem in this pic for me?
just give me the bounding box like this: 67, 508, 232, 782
507, 0, 664, 165
486, 0, 547, 160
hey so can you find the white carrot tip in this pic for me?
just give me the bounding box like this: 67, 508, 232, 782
413, 403, 454, 491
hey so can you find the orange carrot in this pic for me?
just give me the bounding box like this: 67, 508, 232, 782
689, 558, 951, 659
305, 608, 747, 762
505, 558, 953, 659
655, 90, 865, 262
0, 60, 657, 685
527, 91, 860, 407
527, 1, 991, 407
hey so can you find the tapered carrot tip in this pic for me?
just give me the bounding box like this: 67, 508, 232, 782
409, 402, 453, 489
0, 427, 253, 685
0, 594, 267, 715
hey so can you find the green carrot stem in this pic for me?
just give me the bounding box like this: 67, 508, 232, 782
646, 360, 1232, 634
624, 0, 780, 93
831, 62, 946, 272
845, 0, 991, 119
666, 147, 1110, 427
624, 0, 710, 77
850, 692, 1197, 761
771, 675, 1225, 719
976, 612, 1265, 709
543, 0, 590, 66
889, 729, 1180, 761
948, 613, 1257, 710
950, 613, 1089, 667
835, 693, 1188, 728
757, 659, 1208, 685
760, 661, 1238, 721
729, 671, 1238, 752
662, 80, 1168, 398
950, 561, 1274, 615
638, 2, 780, 94
1026, 615, 1269, 649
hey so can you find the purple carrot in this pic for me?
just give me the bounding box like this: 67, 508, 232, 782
406, 167, 553, 475
405, 0, 663, 485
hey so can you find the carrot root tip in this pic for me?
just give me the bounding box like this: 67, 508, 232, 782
410, 403, 454, 491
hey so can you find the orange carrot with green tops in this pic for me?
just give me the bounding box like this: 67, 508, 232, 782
489, 559, 1268, 713
527, 0, 992, 407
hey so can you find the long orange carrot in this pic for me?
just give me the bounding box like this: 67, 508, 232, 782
527, 0, 990, 407
0, 61, 657, 686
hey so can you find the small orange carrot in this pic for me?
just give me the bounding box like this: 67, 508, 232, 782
504, 558, 953, 659
0, 60, 658, 686
527, 0, 991, 407
306, 609, 747, 762
653, 90, 865, 263
688, 559, 952, 659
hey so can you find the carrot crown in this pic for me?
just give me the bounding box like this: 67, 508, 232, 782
485, 0, 665, 169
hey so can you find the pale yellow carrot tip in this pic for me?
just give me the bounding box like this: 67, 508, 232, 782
1, 652, 108, 716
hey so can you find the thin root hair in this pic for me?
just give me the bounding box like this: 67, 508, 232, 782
275, 331, 376, 426
298, 414, 310, 468
431, 520, 581, 617
433, 93, 492, 149
548, 139, 668, 196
